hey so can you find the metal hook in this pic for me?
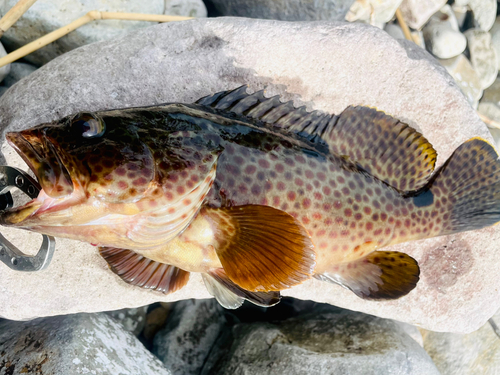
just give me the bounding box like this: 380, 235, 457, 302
0, 166, 56, 271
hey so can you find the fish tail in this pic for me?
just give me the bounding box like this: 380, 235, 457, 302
414, 137, 500, 236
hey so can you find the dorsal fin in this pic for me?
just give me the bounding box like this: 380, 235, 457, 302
196, 85, 337, 143
326, 106, 437, 191
196, 86, 437, 192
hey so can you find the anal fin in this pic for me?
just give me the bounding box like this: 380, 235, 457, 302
314, 251, 420, 300
203, 268, 281, 309
99, 247, 190, 294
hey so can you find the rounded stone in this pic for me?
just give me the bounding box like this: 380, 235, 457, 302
0, 18, 497, 333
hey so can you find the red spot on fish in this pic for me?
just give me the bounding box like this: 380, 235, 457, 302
302, 198, 311, 209
295, 178, 304, 186
314, 192, 322, 200
344, 209, 352, 217
275, 163, 285, 173
305, 170, 314, 179
366, 222, 373, 230
273, 196, 280, 206
322, 186, 331, 196
313, 212, 322, 220
258, 159, 270, 169
115, 167, 126, 176
277, 182, 286, 191
317, 172, 326, 181
302, 217, 310, 224
333, 201, 342, 209
177, 186, 186, 195
287, 191, 296, 201
165, 192, 173, 201
363, 207, 371, 215
94, 165, 103, 173
118, 181, 128, 190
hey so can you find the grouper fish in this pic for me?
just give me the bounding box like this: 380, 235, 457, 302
1, 86, 500, 308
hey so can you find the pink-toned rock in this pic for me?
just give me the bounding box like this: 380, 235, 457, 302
0, 18, 497, 333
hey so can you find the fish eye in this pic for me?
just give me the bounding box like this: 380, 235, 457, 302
71, 113, 105, 138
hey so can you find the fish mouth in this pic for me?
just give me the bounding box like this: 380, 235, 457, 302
0, 130, 78, 227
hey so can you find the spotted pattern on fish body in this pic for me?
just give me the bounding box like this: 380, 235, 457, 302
2, 86, 500, 305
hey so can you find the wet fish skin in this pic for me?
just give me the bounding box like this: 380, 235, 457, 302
1, 86, 500, 304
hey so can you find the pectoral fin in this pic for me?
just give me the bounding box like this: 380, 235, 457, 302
314, 251, 420, 300
201, 205, 316, 292
99, 247, 190, 294
202, 268, 281, 309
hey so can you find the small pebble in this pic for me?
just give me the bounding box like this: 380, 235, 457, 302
346, 0, 403, 25
439, 54, 483, 108
490, 16, 500, 70
399, 0, 447, 30
464, 29, 498, 90
423, 5, 466, 59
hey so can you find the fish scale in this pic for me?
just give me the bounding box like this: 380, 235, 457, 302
1, 86, 500, 307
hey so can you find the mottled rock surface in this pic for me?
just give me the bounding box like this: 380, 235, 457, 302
422, 308, 500, 374
2, 62, 38, 88
206, 0, 354, 21
0, 313, 171, 374
153, 299, 227, 375
165, 0, 207, 18
106, 305, 148, 336
0, 18, 497, 333
201, 305, 439, 375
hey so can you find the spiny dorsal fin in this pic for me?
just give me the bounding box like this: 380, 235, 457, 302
196, 86, 437, 192
99, 247, 190, 294
196, 85, 337, 143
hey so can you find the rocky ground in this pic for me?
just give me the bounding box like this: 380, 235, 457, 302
1, 0, 500, 374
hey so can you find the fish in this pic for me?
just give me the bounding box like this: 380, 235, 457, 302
1, 86, 500, 308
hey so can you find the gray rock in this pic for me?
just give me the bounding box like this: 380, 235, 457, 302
0, 42, 10, 84
206, 0, 354, 21
439, 54, 483, 108
106, 305, 148, 336
2, 62, 38, 88
202, 306, 439, 375
490, 16, 500, 70
164, 0, 207, 18
464, 29, 498, 90
423, 5, 466, 59
478, 76, 500, 123
422, 308, 500, 374
0, 0, 166, 66
153, 299, 227, 375
384, 23, 405, 40
399, 0, 447, 30
0, 18, 496, 333
0, 313, 171, 374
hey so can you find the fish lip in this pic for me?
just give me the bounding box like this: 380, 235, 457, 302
5, 130, 74, 196
0, 131, 76, 226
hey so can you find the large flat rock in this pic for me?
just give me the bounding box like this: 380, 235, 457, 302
0, 18, 496, 332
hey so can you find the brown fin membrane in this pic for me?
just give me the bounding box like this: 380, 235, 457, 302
326, 106, 437, 191
197, 86, 436, 191
203, 268, 281, 309
200, 205, 316, 292
314, 251, 420, 300
99, 247, 190, 294
421, 137, 500, 235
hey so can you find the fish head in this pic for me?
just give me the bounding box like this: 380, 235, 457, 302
0, 111, 218, 249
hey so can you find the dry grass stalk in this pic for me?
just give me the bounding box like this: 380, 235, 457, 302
0, 11, 193, 68
0, 0, 38, 38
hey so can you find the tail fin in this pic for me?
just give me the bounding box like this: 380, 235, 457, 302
421, 138, 500, 236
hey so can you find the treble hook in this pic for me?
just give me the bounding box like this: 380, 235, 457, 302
0, 166, 55, 271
